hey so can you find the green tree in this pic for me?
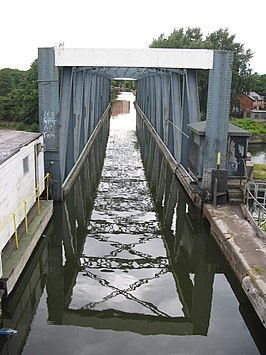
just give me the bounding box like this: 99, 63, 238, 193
0, 60, 38, 126
204, 28, 253, 111
150, 27, 204, 49
0, 89, 22, 120
249, 73, 266, 96
150, 27, 254, 114
0, 68, 25, 96
17, 59, 38, 124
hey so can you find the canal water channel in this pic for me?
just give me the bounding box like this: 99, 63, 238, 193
1, 92, 265, 355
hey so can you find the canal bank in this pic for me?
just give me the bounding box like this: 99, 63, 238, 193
203, 204, 266, 328
249, 135, 266, 144
135, 103, 266, 331
0, 200, 53, 295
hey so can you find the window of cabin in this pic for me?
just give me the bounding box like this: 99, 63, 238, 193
23, 155, 29, 174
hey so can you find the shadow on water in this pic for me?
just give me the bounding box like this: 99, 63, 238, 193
0, 114, 110, 355
0, 224, 51, 354
1, 93, 265, 355
136, 112, 266, 353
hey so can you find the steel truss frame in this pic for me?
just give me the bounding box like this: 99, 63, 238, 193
38, 47, 232, 200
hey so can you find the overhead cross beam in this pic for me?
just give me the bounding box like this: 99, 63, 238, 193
55, 47, 214, 70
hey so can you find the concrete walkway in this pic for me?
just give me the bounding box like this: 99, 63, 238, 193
203, 203, 266, 328
1, 200, 53, 295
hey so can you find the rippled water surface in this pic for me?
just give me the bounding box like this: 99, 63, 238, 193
249, 144, 266, 164
1, 93, 265, 355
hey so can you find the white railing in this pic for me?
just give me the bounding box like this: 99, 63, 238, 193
247, 181, 266, 231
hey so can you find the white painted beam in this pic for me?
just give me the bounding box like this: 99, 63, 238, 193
55, 47, 214, 70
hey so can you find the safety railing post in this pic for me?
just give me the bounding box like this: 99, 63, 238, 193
0, 173, 51, 250
24, 200, 28, 235
12, 213, 19, 249
37, 186, 40, 215
46, 173, 49, 201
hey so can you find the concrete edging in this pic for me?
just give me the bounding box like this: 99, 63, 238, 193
1, 200, 53, 295
203, 203, 266, 328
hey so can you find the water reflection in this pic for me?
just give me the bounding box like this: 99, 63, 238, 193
136, 105, 266, 352
111, 99, 130, 117
249, 144, 266, 164
0, 224, 51, 354
48, 95, 217, 337
46, 93, 216, 336
1, 93, 264, 354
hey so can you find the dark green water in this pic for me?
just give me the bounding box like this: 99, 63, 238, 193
1, 93, 265, 355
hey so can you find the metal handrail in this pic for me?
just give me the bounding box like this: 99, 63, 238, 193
246, 185, 266, 230
0, 173, 50, 249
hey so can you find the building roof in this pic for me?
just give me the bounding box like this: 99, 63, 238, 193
188, 121, 251, 137
239, 92, 264, 101
248, 91, 264, 101
0, 130, 42, 165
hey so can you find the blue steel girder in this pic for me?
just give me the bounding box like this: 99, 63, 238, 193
38, 48, 111, 200
60, 69, 110, 190
59, 67, 74, 183
170, 72, 182, 163
73, 70, 85, 161
181, 70, 200, 167
203, 50, 233, 189
83, 71, 91, 140
161, 74, 170, 147
38, 47, 61, 200
137, 69, 200, 165
155, 75, 163, 140
167, 77, 174, 157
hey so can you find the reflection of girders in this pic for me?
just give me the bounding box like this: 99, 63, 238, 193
80, 256, 169, 270
81, 268, 169, 317
62, 308, 193, 336
85, 233, 162, 259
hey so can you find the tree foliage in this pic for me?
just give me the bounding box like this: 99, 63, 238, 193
0, 60, 38, 129
150, 27, 255, 113
0, 68, 26, 96
246, 73, 266, 96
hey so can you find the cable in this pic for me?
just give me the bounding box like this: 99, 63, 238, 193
166, 120, 190, 139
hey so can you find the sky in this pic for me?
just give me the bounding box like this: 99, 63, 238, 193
0, 0, 265, 74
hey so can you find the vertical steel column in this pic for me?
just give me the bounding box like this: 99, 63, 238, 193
170, 72, 182, 163
161, 75, 170, 145
59, 67, 74, 183
38, 47, 61, 200
84, 72, 92, 139
143, 77, 148, 119
90, 74, 96, 134
150, 76, 156, 128
136, 80, 141, 109
64, 70, 75, 179
181, 70, 200, 167
155, 75, 163, 140
73, 70, 85, 160
140, 79, 144, 111
139, 78, 144, 113
80, 73, 86, 155
94, 75, 99, 127
202, 50, 233, 190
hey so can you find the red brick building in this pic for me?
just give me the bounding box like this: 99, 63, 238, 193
238, 92, 265, 110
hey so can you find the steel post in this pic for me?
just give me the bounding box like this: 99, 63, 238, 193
181, 70, 200, 167
38, 47, 61, 200
203, 51, 233, 190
